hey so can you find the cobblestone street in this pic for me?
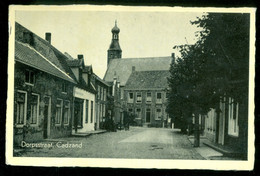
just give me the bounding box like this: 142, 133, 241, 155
14, 127, 205, 160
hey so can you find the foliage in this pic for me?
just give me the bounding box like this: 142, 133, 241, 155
167, 13, 250, 128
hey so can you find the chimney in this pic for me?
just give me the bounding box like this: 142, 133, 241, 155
45, 33, 51, 44
78, 54, 83, 60
132, 66, 136, 72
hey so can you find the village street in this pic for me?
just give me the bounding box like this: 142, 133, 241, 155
14, 127, 205, 160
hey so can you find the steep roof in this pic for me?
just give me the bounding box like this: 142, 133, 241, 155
108, 40, 121, 51
15, 22, 77, 82
15, 41, 76, 83
124, 70, 170, 90
83, 65, 93, 73
66, 59, 83, 67
103, 56, 173, 86
93, 73, 111, 87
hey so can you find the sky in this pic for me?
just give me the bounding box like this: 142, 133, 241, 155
15, 7, 204, 78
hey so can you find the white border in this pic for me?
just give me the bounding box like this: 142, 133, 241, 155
6, 5, 256, 170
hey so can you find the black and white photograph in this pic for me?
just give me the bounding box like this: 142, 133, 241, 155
6, 5, 255, 169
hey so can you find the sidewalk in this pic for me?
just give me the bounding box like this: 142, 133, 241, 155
71, 129, 107, 137
187, 136, 244, 160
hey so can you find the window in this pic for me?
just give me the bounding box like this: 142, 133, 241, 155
120, 89, 124, 99
156, 92, 162, 103
55, 99, 63, 125
16, 91, 27, 126
228, 97, 239, 137
64, 101, 70, 125
128, 92, 134, 103
101, 87, 103, 101
155, 109, 162, 120
100, 104, 102, 121
136, 108, 141, 119
62, 83, 67, 93
136, 92, 142, 103
91, 101, 93, 123
128, 108, 133, 113
146, 92, 151, 103
29, 93, 39, 125
97, 86, 100, 99
85, 100, 89, 123
103, 104, 105, 119
104, 88, 107, 101
25, 70, 35, 85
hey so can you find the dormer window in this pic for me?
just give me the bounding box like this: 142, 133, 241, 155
62, 83, 67, 93
25, 70, 35, 85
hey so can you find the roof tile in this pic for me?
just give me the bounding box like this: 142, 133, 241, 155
125, 70, 170, 90
104, 57, 173, 86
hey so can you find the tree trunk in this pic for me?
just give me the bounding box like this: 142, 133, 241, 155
194, 112, 200, 147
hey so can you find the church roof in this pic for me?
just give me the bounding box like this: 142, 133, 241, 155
108, 40, 121, 51
103, 56, 173, 86
111, 21, 120, 33
125, 70, 170, 90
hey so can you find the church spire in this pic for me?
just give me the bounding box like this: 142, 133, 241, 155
107, 21, 122, 66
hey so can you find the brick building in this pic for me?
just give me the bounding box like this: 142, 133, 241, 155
124, 70, 171, 127
14, 22, 77, 145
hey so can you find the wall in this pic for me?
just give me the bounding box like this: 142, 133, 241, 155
203, 97, 248, 158
14, 62, 74, 146
124, 89, 168, 127
95, 81, 109, 129
74, 87, 95, 132
204, 108, 216, 142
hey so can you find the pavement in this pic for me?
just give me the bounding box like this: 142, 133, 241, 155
71, 129, 107, 137
187, 136, 244, 160
13, 127, 243, 160
14, 127, 203, 159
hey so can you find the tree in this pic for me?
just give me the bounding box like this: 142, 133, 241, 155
167, 13, 250, 147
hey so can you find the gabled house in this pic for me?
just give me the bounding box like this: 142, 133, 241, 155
66, 55, 96, 133
14, 22, 77, 145
124, 70, 171, 127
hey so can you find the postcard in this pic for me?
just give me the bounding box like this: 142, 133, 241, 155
6, 5, 256, 170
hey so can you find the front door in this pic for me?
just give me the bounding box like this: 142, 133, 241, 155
146, 108, 151, 123
74, 102, 80, 133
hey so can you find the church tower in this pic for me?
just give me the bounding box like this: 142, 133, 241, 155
107, 21, 122, 66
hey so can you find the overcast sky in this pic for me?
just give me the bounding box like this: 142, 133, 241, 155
15, 7, 204, 78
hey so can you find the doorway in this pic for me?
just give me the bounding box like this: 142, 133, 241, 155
74, 99, 83, 133
146, 108, 151, 123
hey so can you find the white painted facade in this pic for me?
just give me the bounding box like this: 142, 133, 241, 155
74, 87, 95, 132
